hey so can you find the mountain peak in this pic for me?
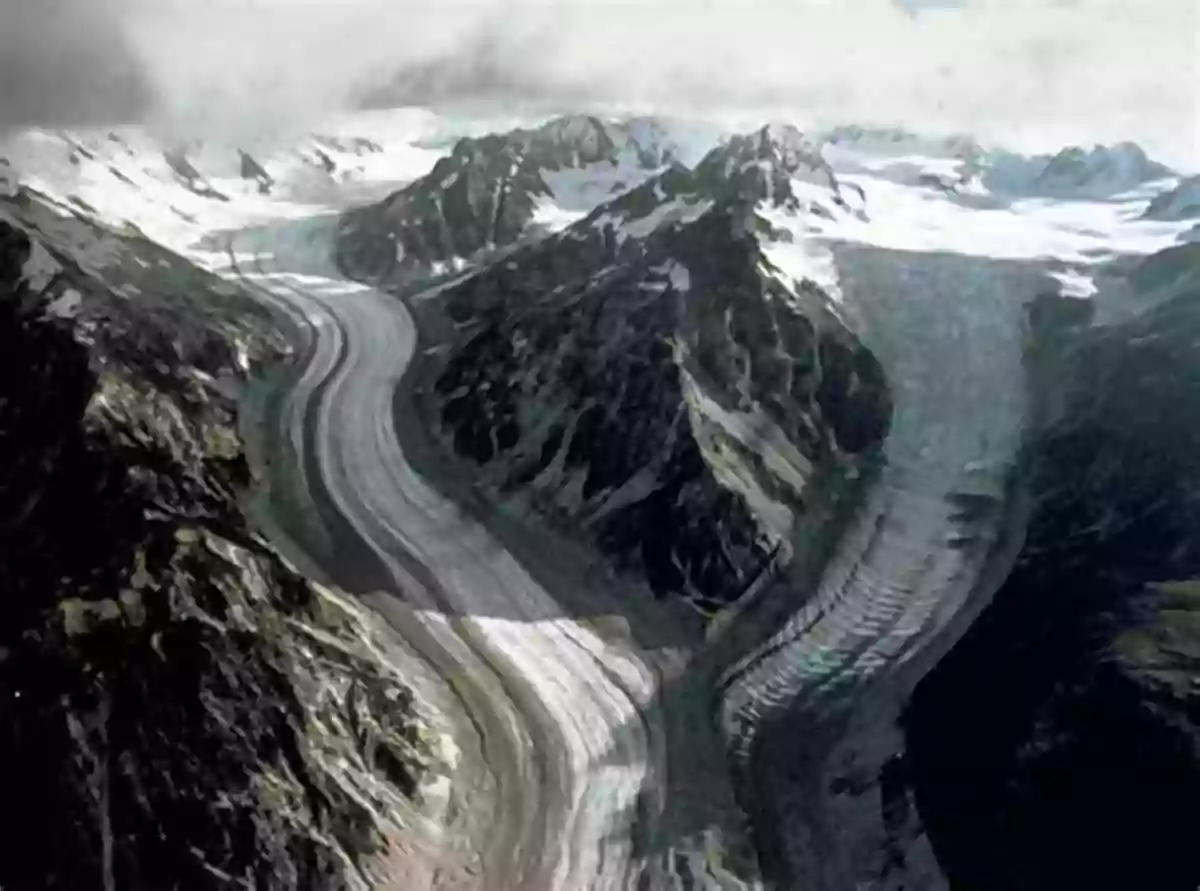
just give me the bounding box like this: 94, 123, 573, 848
519, 115, 619, 169
692, 125, 841, 212
534, 114, 610, 142
984, 141, 1175, 198
1036, 142, 1173, 190
729, 122, 824, 174
759, 121, 810, 146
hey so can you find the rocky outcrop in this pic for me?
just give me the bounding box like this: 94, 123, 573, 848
413, 128, 890, 615
1143, 175, 1200, 220
334, 115, 687, 286
163, 149, 230, 202
313, 134, 385, 157
904, 266, 1200, 890
0, 191, 438, 889
240, 149, 274, 195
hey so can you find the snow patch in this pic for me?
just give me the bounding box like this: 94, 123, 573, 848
1050, 268, 1098, 299
756, 204, 843, 302
532, 196, 586, 233
46, 288, 83, 319
668, 262, 691, 292
678, 361, 811, 540
591, 197, 712, 245
21, 239, 60, 292
542, 163, 654, 215
0, 110, 451, 261
429, 257, 469, 277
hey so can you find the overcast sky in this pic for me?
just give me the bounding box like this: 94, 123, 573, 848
1, 0, 1195, 166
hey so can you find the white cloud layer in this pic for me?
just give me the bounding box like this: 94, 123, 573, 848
3, 0, 1196, 165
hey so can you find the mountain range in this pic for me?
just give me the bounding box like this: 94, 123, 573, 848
0, 179, 446, 890
337, 120, 888, 614
1, 107, 1197, 890
333, 112, 1200, 889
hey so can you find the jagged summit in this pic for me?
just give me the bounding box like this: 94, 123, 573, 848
985, 141, 1175, 198
335, 118, 864, 287
1039, 142, 1173, 190
519, 114, 619, 168
335, 115, 710, 283
706, 123, 828, 179
691, 124, 860, 222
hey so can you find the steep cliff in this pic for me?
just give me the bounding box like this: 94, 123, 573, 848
0, 189, 439, 890
905, 251, 1200, 891
410, 125, 890, 615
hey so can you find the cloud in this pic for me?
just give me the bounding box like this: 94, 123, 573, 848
3, 0, 1196, 166
0, 0, 153, 131
349, 0, 1194, 165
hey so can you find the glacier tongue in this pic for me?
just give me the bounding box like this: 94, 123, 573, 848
721, 247, 1038, 889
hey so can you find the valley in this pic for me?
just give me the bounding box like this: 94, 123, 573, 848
1, 110, 1196, 890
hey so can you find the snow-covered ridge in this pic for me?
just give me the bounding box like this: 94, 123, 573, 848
335, 111, 1188, 324
818, 125, 1178, 205
537, 125, 861, 308
0, 122, 447, 256
2, 109, 1190, 311
335, 113, 712, 283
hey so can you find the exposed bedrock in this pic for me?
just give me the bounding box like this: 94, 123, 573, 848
906, 264, 1200, 891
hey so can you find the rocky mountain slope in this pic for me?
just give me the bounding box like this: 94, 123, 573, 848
1143, 175, 1200, 220
984, 142, 1175, 198
0, 185, 442, 890
326, 110, 1200, 888
0, 119, 448, 249
399, 124, 890, 615
19, 105, 1192, 888
904, 251, 1200, 891
333, 114, 715, 287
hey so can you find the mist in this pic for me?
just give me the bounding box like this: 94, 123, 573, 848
2, 0, 1194, 165
0, 0, 153, 131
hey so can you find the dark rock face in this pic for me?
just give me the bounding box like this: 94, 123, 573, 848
0, 193, 432, 889
1035, 142, 1173, 191
240, 149, 274, 195
693, 123, 845, 210
334, 115, 676, 286
985, 142, 1175, 199
164, 149, 229, 202
338, 132, 546, 282
421, 156, 890, 614
904, 280, 1200, 891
